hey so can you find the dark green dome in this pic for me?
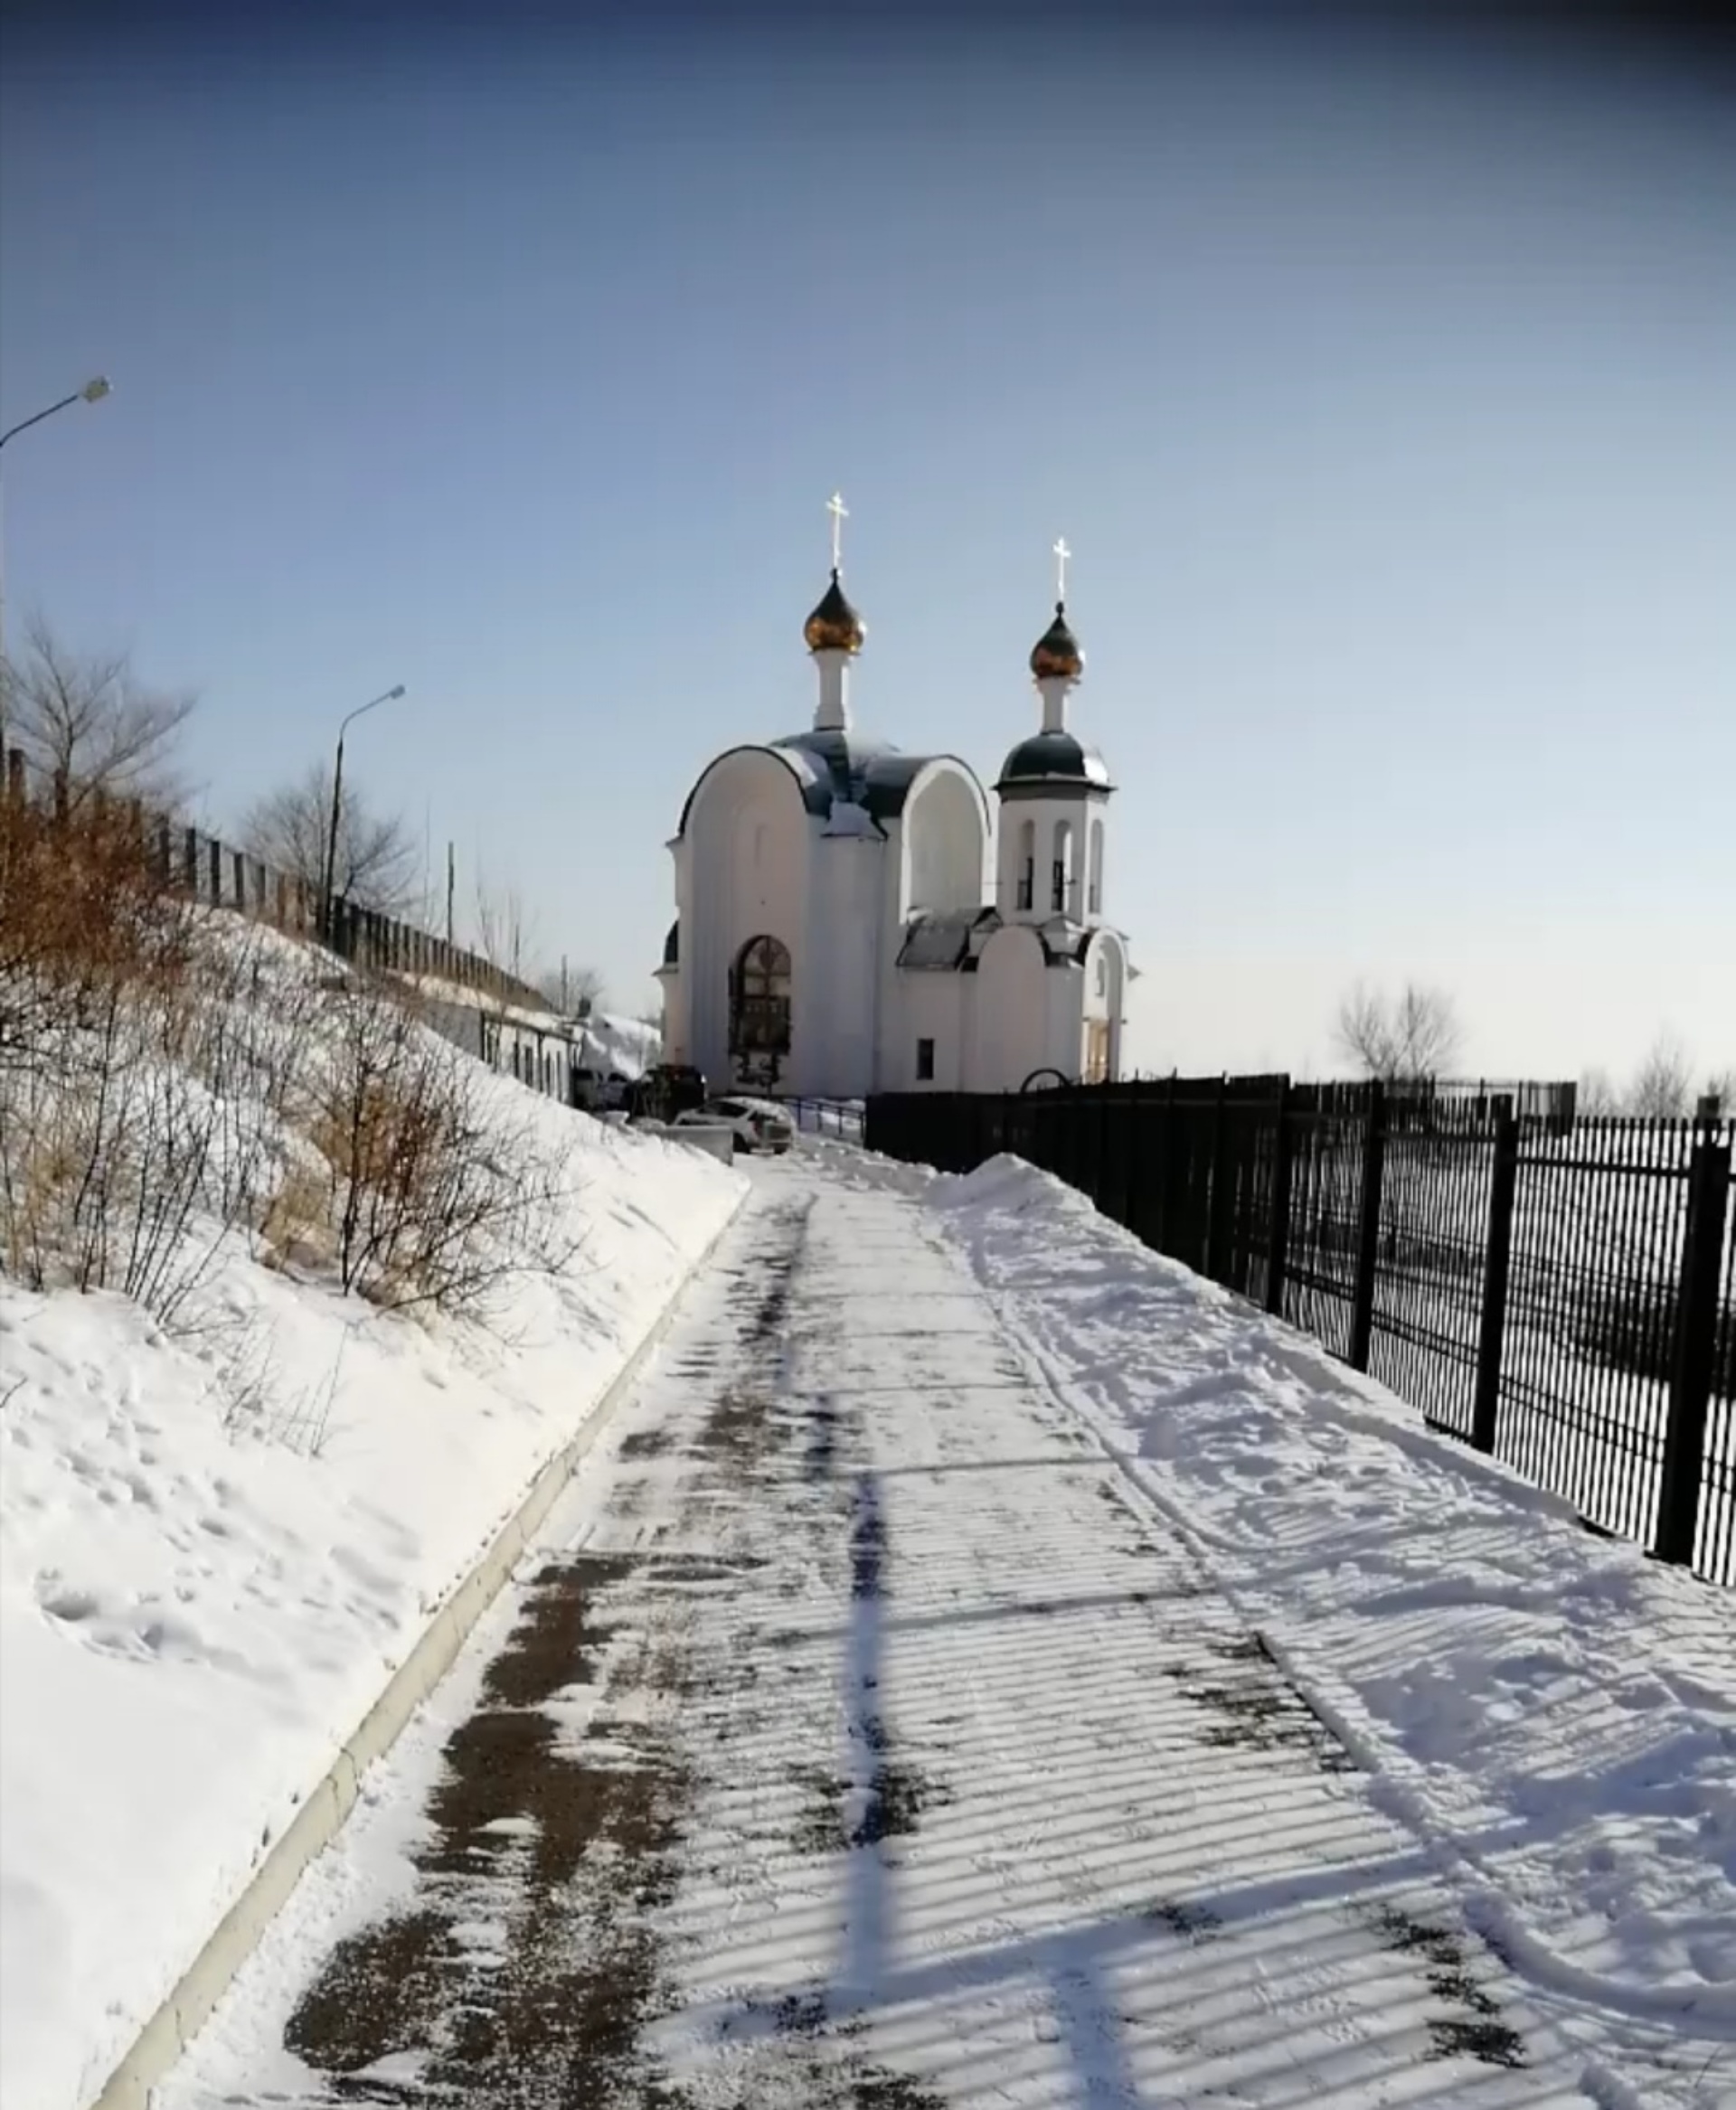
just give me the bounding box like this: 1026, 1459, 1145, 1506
996, 730, 1113, 793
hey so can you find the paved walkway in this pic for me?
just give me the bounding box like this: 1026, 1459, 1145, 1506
165, 1158, 1596, 2107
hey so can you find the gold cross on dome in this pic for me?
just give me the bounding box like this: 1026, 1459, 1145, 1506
827, 492, 849, 571
1053, 535, 1072, 603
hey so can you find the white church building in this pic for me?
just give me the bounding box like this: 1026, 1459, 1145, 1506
656, 513, 1132, 1099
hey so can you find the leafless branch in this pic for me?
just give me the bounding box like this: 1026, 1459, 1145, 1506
3, 614, 194, 810
243, 763, 419, 914
1332, 980, 1464, 1082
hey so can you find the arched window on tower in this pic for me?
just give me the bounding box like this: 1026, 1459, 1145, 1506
1052, 820, 1074, 915
1088, 817, 1105, 915
1016, 818, 1035, 911
729, 934, 793, 1056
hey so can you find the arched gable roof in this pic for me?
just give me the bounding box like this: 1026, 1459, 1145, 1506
675, 742, 815, 837
896, 752, 993, 834
676, 733, 991, 836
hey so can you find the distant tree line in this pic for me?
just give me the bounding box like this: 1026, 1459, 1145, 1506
1331, 977, 1731, 1119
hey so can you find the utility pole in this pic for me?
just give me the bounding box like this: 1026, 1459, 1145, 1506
446, 841, 456, 947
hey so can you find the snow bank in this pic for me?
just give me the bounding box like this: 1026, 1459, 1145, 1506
931, 1154, 1736, 2064
1, 1050, 741, 2110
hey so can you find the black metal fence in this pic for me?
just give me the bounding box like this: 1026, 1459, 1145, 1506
2, 740, 548, 1013
864, 1077, 1735, 1587
783, 1097, 867, 1142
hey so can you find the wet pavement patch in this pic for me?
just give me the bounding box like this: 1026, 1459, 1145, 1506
282, 1549, 694, 2104
804, 1395, 841, 1482
618, 1426, 675, 1460
1364, 1902, 1527, 2069
854, 1737, 948, 1847
1163, 1630, 1358, 1775
791, 1764, 854, 1855
850, 1474, 886, 1599
1141, 1895, 1223, 1942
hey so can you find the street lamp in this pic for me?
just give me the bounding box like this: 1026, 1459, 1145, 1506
0, 375, 112, 714
0, 375, 112, 456
321, 683, 407, 946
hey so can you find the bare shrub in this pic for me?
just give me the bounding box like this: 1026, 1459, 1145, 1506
311, 984, 580, 1319
4, 774, 583, 1364
0, 785, 193, 1072
259, 1153, 334, 1275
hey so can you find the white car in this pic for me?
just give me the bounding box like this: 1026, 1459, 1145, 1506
673, 1099, 794, 1154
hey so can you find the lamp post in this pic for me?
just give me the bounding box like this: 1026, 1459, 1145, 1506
321, 683, 406, 947
0, 376, 112, 733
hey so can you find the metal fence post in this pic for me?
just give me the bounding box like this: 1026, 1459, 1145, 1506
182, 826, 199, 894
1206, 1075, 1233, 1285
1099, 1089, 1120, 1221
1264, 1083, 1294, 1317
1349, 1079, 1387, 1372
1152, 1073, 1176, 1258
1655, 1136, 1732, 1568
1471, 1108, 1520, 1454
208, 836, 222, 903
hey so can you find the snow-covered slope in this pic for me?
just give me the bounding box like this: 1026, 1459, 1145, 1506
0, 956, 738, 2110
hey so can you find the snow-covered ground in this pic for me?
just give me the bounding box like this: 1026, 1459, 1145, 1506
934, 1154, 1736, 2106
0, 1015, 741, 2110
143, 1146, 1732, 2110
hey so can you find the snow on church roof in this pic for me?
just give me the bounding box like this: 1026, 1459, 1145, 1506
898, 909, 999, 970
768, 727, 945, 827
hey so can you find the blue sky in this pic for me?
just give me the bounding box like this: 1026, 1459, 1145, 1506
3, 5, 1731, 1082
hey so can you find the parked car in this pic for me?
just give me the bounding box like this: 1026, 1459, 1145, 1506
601, 1071, 634, 1111
736, 1098, 795, 1154
712, 1097, 795, 1154
629, 1063, 709, 1122
670, 1098, 794, 1155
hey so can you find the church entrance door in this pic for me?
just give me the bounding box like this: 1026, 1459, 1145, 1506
729, 933, 792, 1090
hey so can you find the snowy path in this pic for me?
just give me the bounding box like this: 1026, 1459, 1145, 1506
164, 1157, 1603, 2107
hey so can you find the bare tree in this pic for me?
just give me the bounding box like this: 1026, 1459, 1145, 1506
473, 872, 536, 1003
1628, 1032, 1695, 1119
1706, 1065, 1736, 1116
1333, 980, 1465, 1081
2, 615, 194, 810
534, 962, 605, 1017
244, 764, 419, 913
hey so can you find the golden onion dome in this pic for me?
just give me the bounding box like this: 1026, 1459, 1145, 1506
804, 569, 866, 655
1030, 600, 1084, 682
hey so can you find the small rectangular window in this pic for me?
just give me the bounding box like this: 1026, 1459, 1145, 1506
916, 1037, 936, 1081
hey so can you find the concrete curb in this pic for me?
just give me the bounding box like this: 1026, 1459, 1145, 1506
89, 1192, 748, 2110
